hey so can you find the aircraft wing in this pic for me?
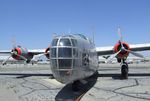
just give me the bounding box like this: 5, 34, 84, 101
96, 43, 150, 56
96, 46, 114, 56
0, 49, 45, 55
28, 49, 45, 55
0, 50, 11, 54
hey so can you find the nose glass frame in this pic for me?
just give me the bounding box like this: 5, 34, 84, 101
50, 36, 78, 76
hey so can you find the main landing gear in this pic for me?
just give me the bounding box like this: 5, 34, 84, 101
121, 61, 128, 79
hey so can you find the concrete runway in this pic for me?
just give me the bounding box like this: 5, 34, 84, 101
0, 63, 150, 101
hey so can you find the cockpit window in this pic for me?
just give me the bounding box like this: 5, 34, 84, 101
51, 48, 56, 57
58, 59, 72, 69
51, 59, 57, 68
71, 39, 77, 46
52, 39, 58, 46
59, 39, 71, 46
58, 48, 72, 57
73, 48, 78, 57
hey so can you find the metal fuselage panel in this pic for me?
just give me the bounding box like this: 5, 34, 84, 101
50, 34, 98, 84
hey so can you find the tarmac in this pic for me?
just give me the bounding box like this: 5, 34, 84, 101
0, 63, 150, 101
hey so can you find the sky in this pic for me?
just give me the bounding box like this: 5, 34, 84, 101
0, 0, 150, 55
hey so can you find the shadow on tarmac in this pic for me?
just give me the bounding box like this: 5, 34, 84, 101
55, 73, 98, 101
97, 73, 150, 79
0, 72, 150, 79
0, 73, 53, 78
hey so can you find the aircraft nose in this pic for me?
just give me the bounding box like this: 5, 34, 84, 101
50, 36, 78, 83
53, 69, 73, 84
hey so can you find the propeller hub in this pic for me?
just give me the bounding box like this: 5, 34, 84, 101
11, 48, 22, 60
114, 41, 130, 59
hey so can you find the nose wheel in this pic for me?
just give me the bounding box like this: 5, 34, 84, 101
121, 62, 128, 79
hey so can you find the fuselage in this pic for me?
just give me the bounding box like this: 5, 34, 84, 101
50, 34, 98, 84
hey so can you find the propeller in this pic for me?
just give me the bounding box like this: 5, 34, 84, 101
107, 50, 121, 63
118, 28, 144, 58
11, 51, 27, 61
2, 55, 12, 65
11, 36, 17, 48
123, 48, 144, 58
2, 36, 17, 65
12, 36, 28, 62
117, 27, 123, 42
2, 37, 29, 65
107, 27, 144, 63
2, 51, 28, 65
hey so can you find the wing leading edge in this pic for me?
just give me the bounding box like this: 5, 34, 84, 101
0, 49, 45, 55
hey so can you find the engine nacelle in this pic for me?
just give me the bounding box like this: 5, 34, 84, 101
11, 47, 23, 60
11, 46, 33, 62
114, 42, 130, 59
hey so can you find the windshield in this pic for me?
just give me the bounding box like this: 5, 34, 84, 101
51, 48, 56, 57
59, 39, 71, 46
52, 39, 58, 46
58, 59, 72, 69
58, 48, 72, 57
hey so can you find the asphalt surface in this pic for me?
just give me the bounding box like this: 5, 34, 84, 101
0, 63, 150, 101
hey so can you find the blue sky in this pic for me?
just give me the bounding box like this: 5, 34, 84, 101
0, 0, 150, 54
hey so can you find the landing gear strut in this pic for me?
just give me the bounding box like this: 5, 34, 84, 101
72, 80, 80, 91
121, 62, 128, 79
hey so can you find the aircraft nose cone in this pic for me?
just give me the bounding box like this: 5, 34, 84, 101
53, 69, 73, 84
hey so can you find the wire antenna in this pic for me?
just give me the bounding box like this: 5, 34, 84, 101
91, 26, 95, 44
68, 28, 72, 34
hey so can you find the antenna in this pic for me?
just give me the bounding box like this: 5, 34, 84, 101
68, 28, 71, 34
52, 33, 57, 38
92, 31, 95, 44
91, 26, 95, 44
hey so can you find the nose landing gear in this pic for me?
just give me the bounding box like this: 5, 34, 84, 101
121, 62, 128, 79
72, 80, 80, 91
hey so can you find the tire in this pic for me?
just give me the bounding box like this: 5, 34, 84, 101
121, 64, 128, 79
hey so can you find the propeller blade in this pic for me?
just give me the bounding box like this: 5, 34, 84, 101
123, 48, 144, 58
11, 36, 17, 48
129, 51, 144, 58
107, 50, 121, 63
2, 55, 12, 65
117, 27, 124, 50
117, 27, 123, 42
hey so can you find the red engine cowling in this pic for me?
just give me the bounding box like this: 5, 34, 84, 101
114, 42, 130, 59
45, 46, 50, 59
11, 46, 31, 61
11, 47, 22, 60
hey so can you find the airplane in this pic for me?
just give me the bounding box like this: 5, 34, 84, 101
49, 30, 150, 91
1, 29, 150, 91
0, 45, 50, 65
